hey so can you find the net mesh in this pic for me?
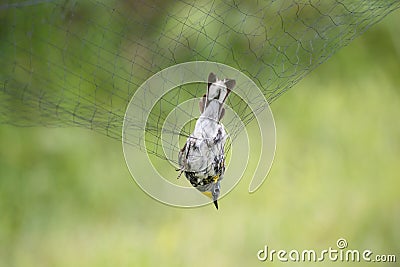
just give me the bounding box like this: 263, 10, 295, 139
1, 0, 399, 160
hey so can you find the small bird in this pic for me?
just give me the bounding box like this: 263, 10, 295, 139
178, 72, 236, 209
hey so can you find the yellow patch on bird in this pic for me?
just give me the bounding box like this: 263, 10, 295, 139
202, 191, 212, 198
201, 175, 220, 199
213, 175, 220, 183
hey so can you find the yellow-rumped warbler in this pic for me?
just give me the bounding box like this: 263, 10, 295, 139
178, 72, 236, 209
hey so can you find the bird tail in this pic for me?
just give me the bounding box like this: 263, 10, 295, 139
199, 73, 236, 120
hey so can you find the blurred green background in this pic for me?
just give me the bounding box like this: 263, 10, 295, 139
1, 4, 399, 267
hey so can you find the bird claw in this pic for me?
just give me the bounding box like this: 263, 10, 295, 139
176, 168, 184, 179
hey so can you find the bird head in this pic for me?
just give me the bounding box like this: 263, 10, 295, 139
202, 179, 221, 210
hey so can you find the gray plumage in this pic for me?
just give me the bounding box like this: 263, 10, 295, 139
178, 73, 236, 209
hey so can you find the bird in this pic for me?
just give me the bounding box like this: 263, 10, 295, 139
177, 72, 236, 209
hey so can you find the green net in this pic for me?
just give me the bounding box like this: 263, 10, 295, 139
1, 0, 399, 159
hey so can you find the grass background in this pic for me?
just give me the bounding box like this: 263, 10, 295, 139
0, 6, 399, 267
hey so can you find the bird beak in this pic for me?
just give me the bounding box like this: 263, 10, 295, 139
213, 200, 219, 210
